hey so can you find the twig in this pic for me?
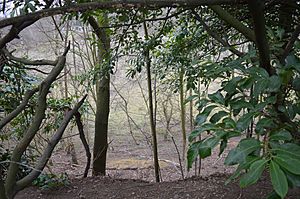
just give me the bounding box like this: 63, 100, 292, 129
74, 110, 91, 178
169, 133, 184, 180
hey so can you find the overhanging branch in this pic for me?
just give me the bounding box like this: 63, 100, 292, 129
248, 0, 273, 75
0, 0, 248, 29
2, 49, 58, 66
209, 5, 255, 42
192, 10, 245, 57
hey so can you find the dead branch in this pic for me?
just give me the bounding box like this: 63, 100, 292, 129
74, 110, 91, 178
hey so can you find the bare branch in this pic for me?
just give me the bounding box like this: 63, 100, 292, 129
209, 5, 255, 42
0, 88, 39, 131
0, 0, 248, 29
2, 49, 58, 66
4, 45, 69, 197
192, 10, 244, 57
15, 95, 88, 191
74, 110, 91, 178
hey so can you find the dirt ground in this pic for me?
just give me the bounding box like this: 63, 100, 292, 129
16, 173, 300, 199
13, 133, 300, 199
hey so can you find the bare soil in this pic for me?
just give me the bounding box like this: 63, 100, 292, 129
14, 134, 300, 198
16, 173, 300, 199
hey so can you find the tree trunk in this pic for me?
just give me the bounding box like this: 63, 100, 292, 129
93, 75, 110, 175
88, 16, 111, 176
179, 66, 186, 162
143, 21, 160, 182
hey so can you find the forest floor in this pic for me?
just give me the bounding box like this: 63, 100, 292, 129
15, 132, 300, 199
15, 173, 300, 199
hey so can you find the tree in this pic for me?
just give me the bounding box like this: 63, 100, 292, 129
87, 14, 111, 176
187, 1, 300, 198
1, 0, 300, 198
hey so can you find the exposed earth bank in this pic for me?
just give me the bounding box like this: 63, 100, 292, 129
16, 173, 300, 199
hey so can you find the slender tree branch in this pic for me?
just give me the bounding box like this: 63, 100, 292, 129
0, 0, 248, 29
74, 110, 91, 178
0, 88, 39, 131
248, 0, 274, 75
4, 44, 70, 198
209, 5, 255, 42
192, 10, 244, 57
281, 24, 300, 61
15, 95, 87, 191
2, 49, 58, 66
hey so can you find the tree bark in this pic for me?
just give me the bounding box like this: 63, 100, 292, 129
15, 95, 87, 194
88, 16, 111, 176
143, 21, 160, 182
0, 0, 249, 29
179, 66, 187, 162
4, 45, 70, 198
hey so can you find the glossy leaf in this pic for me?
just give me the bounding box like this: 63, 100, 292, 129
208, 91, 225, 105
210, 111, 228, 124
274, 154, 300, 175
236, 112, 256, 131
270, 161, 288, 198
195, 105, 217, 125
225, 138, 261, 165
188, 123, 218, 142
240, 159, 267, 187
270, 130, 292, 141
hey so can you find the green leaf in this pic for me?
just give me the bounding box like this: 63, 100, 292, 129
286, 54, 300, 72
271, 143, 300, 160
199, 136, 220, 159
267, 191, 281, 199
195, 105, 217, 125
267, 75, 282, 92
240, 159, 267, 187
210, 111, 228, 124
222, 117, 236, 128
270, 161, 288, 198
285, 169, 300, 188
225, 131, 241, 139
255, 118, 276, 134
253, 78, 269, 97
199, 141, 211, 159
249, 67, 269, 78
292, 77, 300, 91
197, 98, 210, 112
270, 129, 292, 141
274, 154, 300, 175
236, 112, 256, 131
279, 69, 293, 86
223, 76, 242, 94
219, 139, 227, 156
187, 141, 201, 169
225, 138, 261, 165
208, 91, 225, 105
230, 99, 254, 110
188, 123, 218, 142
225, 156, 260, 185
184, 95, 199, 104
